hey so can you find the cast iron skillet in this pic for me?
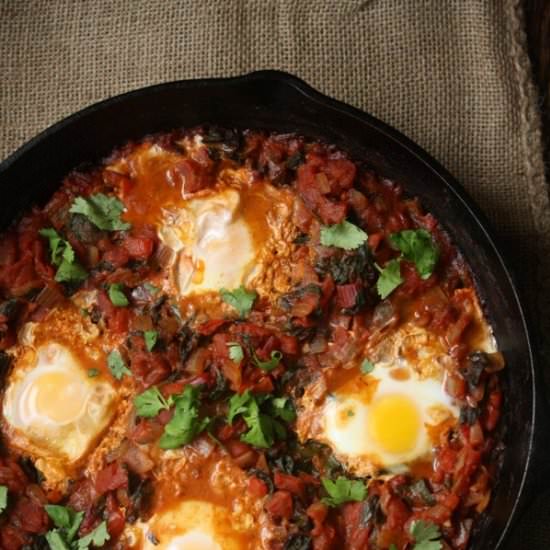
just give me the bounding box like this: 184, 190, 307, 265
0, 71, 546, 549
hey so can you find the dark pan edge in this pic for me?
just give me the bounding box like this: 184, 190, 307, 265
0, 70, 538, 549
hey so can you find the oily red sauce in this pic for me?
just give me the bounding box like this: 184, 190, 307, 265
0, 128, 503, 550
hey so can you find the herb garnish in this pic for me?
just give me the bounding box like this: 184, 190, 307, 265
389, 229, 439, 280
220, 285, 257, 318
410, 520, 443, 550
321, 476, 367, 507
39, 228, 88, 283
320, 221, 368, 250
227, 391, 295, 449
375, 259, 403, 299
69, 193, 130, 231
108, 283, 129, 307
144, 330, 158, 352
159, 385, 209, 449
134, 386, 171, 418
107, 350, 131, 380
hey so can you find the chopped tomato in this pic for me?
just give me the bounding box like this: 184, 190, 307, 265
95, 462, 128, 495
265, 490, 293, 520
169, 159, 212, 195
197, 319, 226, 335
10, 495, 48, 533
274, 471, 305, 499
106, 494, 126, 538
124, 235, 155, 261
0, 525, 28, 550
248, 476, 269, 498
336, 282, 362, 309
279, 334, 298, 355
130, 419, 163, 444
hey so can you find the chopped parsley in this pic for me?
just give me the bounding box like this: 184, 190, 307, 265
321, 476, 367, 507
410, 520, 442, 550
253, 350, 282, 372
69, 193, 130, 231
320, 221, 367, 250
107, 350, 131, 380
108, 283, 129, 307
87, 368, 100, 378
159, 385, 209, 449
227, 391, 291, 449
375, 258, 403, 299
389, 229, 439, 279
267, 396, 297, 423
39, 228, 88, 283
220, 285, 257, 318
75, 521, 110, 549
360, 359, 375, 374
144, 330, 158, 352
134, 386, 171, 418
227, 342, 244, 363
0, 485, 7, 514
44, 504, 86, 549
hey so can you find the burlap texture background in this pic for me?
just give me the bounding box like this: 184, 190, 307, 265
1, 0, 549, 547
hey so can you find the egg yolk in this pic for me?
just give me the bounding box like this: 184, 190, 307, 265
31, 370, 86, 424
367, 394, 421, 454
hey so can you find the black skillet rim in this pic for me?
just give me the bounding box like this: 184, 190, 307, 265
0, 70, 538, 549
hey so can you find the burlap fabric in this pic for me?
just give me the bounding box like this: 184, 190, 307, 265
1, 0, 548, 547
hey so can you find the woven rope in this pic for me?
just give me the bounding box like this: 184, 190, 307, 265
0, 0, 548, 546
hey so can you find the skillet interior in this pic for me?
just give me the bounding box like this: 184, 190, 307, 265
0, 70, 536, 549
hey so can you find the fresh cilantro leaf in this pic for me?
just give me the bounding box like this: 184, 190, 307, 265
239, 399, 284, 448
143, 282, 160, 295
45, 530, 71, 550
220, 285, 257, 318
76, 520, 110, 549
389, 229, 439, 279
410, 520, 442, 550
108, 283, 129, 307
144, 330, 158, 352
87, 368, 99, 378
389, 545, 398, 550
69, 193, 130, 231
45, 504, 83, 543
39, 228, 64, 265
55, 260, 88, 283
320, 221, 368, 250
0, 485, 7, 513
360, 359, 375, 374
107, 350, 131, 380
134, 386, 171, 418
159, 385, 208, 449
268, 396, 297, 423
321, 476, 367, 507
227, 342, 244, 363
253, 350, 282, 372
39, 227, 87, 283
376, 258, 403, 299
228, 391, 254, 424
227, 392, 288, 449
241, 408, 280, 448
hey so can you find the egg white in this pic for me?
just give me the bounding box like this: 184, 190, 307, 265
322, 365, 458, 474
2, 342, 116, 463
297, 323, 462, 476
159, 188, 255, 297
127, 499, 248, 550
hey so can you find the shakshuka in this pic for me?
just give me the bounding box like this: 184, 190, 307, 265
0, 128, 504, 550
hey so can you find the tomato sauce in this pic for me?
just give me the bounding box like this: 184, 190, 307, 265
0, 128, 503, 550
